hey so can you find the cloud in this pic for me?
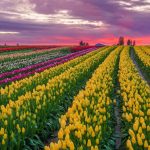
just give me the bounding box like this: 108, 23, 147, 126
0, 31, 19, 34
0, 0, 149, 45
0, 0, 104, 28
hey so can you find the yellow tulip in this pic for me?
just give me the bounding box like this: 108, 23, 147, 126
58, 128, 64, 139
0, 128, 5, 135
69, 141, 74, 150
144, 140, 148, 148
96, 138, 99, 144
131, 136, 136, 144
129, 129, 135, 137
4, 120, 8, 126
142, 122, 146, 129
44, 146, 50, 150
147, 109, 150, 116
95, 125, 99, 132
137, 135, 143, 146
126, 139, 132, 148
87, 139, 91, 147
50, 143, 55, 150
138, 127, 142, 134
141, 133, 145, 140
93, 116, 97, 122
133, 122, 139, 131
60, 119, 66, 129
140, 117, 144, 124
2, 139, 5, 145
3, 133, 7, 140
95, 146, 99, 150
62, 141, 66, 149
91, 131, 95, 137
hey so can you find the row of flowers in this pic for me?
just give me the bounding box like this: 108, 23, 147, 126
0, 45, 94, 56
0, 47, 66, 61
0, 46, 98, 74
0, 46, 113, 149
45, 46, 122, 150
0, 48, 96, 85
0, 47, 93, 79
133, 46, 150, 76
141, 46, 150, 56
70, 46, 95, 52
0, 47, 107, 106
0, 48, 70, 74
119, 46, 150, 149
0, 45, 60, 53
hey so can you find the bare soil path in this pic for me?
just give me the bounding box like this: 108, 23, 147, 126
130, 47, 150, 86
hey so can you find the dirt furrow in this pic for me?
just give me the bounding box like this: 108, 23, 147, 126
130, 47, 150, 85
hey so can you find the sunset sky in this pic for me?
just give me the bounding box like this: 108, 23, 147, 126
0, 0, 150, 45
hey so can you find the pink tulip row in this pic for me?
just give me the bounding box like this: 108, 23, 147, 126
0, 47, 97, 85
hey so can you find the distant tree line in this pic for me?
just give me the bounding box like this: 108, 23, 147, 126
79, 41, 89, 46
118, 36, 136, 46
127, 39, 136, 46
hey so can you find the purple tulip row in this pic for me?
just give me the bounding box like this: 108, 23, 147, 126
0, 48, 97, 85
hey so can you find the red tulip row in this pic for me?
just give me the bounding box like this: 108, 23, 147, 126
70, 46, 96, 52
0, 45, 61, 53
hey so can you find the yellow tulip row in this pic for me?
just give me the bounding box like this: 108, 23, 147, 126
0, 46, 112, 106
142, 46, 150, 56
119, 46, 150, 150
0, 46, 113, 149
134, 46, 150, 75
45, 46, 122, 150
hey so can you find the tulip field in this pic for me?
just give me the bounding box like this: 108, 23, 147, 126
0, 46, 149, 150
